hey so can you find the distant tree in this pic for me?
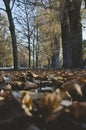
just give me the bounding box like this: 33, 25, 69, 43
0, 14, 13, 67
15, 0, 36, 68
35, 5, 62, 68
18, 46, 28, 68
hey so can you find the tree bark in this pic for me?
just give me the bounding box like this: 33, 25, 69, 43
61, 7, 72, 68
61, 0, 83, 68
3, 0, 18, 70
36, 27, 39, 68
69, 0, 83, 68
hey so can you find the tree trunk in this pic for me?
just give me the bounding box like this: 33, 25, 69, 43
36, 26, 39, 68
3, 0, 18, 70
24, 4, 31, 69
28, 35, 31, 68
47, 58, 51, 68
32, 39, 35, 68
61, 8, 72, 68
61, 0, 83, 68
69, 0, 83, 68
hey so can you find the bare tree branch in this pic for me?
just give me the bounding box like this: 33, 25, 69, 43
0, 8, 6, 12
11, 0, 16, 10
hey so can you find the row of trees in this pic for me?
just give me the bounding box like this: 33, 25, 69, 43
0, 14, 13, 67
0, 13, 28, 68
0, 0, 86, 69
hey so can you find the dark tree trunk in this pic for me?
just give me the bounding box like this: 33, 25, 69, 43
24, 3, 31, 68
33, 39, 35, 68
51, 53, 57, 68
36, 45, 38, 68
61, 7, 72, 68
28, 35, 31, 68
84, 0, 86, 8
47, 58, 51, 68
61, 0, 83, 68
36, 27, 39, 68
3, 0, 18, 70
69, 0, 83, 68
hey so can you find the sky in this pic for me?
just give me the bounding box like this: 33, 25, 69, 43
0, 0, 86, 40
83, 29, 86, 40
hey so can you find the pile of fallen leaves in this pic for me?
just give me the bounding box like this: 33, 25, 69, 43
0, 69, 86, 130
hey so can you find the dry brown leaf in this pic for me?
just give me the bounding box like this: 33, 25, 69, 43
39, 90, 63, 113
24, 81, 39, 90
69, 102, 86, 122
79, 77, 86, 83
62, 80, 82, 100
21, 91, 33, 116
45, 106, 63, 124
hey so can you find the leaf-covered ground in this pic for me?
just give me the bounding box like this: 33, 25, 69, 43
0, 69, 86, 130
